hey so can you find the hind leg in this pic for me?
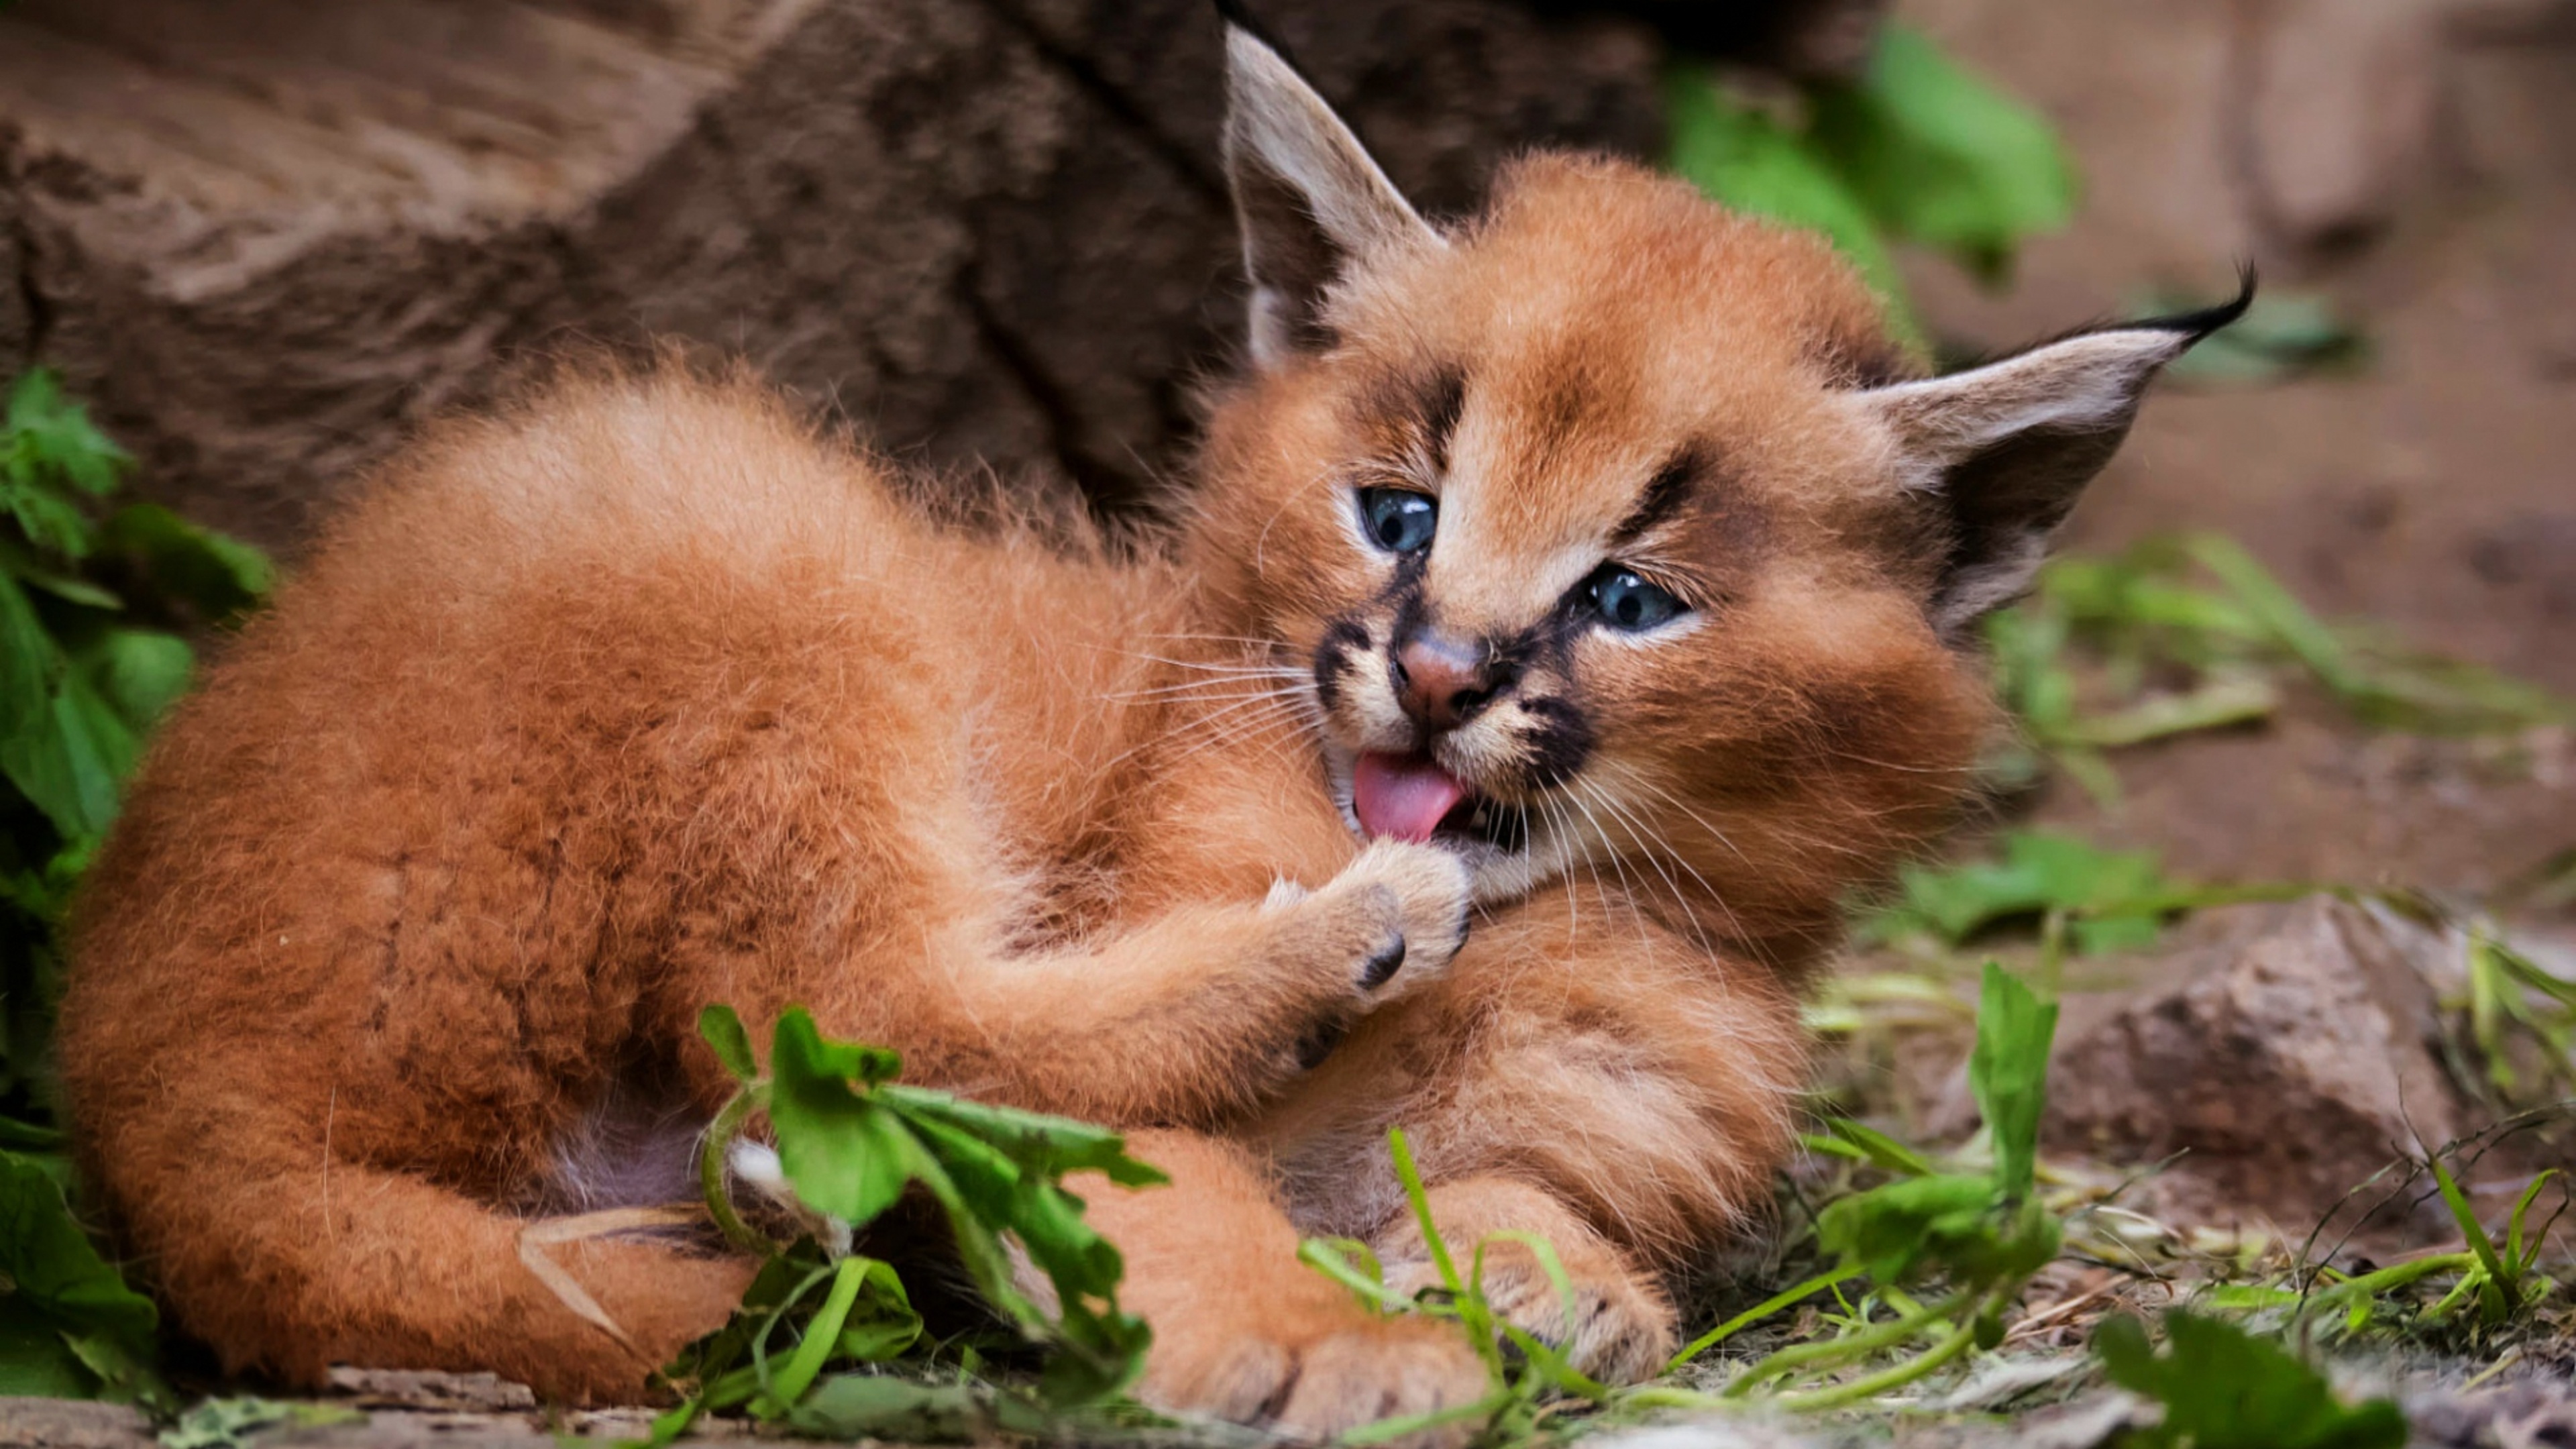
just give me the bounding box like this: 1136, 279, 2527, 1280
1079, 1130, 1491, 1441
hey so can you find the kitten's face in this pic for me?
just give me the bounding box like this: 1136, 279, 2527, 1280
1192, 159, 1990, 949
1189, 19, 2232, 955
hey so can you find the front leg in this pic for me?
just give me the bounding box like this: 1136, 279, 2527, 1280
1252, 890, 1807, 1384
1373, 1176, 1678, 1384
678, 837, 1471, 1128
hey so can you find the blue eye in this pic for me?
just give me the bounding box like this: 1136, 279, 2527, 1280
1590, 568, 1684, 631
1357, 488, 1437, 555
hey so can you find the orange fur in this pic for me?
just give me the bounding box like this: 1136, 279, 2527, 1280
53, 26, 2197, 1434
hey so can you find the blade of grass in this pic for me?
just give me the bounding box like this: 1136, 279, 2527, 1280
1666, 1265, 1866, 1371
752, 1256, 873, 1415
2505, 1171, 2559, 1274
2427, 1152, 2516, 1322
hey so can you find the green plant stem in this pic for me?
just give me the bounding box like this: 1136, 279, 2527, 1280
1774, 1296, 1989, 1411
698, 1087, 771, 1255
1615, 1385, 1737, 1413
1721, 1291, 1970, 1397
1666, 1266, 1865, 1371
2300, 1252, 2478, 1318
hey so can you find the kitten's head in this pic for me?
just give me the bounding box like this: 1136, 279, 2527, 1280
1185, 11, 2245, 959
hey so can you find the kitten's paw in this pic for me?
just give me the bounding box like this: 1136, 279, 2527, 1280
1309, 839, 1472, 999
1150, 1313, 1491, 1447
1384, 1239, 1677, 1385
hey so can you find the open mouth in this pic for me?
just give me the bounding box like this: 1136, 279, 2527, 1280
1350, 751, 1527, 851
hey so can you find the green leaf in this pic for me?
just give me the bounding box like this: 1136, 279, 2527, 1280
1808, 24, 2078, 282
766, 1011, 925, 1229
0, 570, 65, 746
1664, 65, 1922, 349
0, 535, 123, 611
1813, 1172, 1994, 1282
0, 470, 95, 560
2, 669, 140, 840
6, 371, 129, 499
886, 1089, 1167, 1191
2094, 1310, 2407, 1449
1865, 830, 2173, 949
94, 506, 274, 623
696, 1004, 758, 1083
0, 1149, 164, 1404
78, 629, 195, 733
0, 1318, 94, 1398
1967, 962, 2057, 1203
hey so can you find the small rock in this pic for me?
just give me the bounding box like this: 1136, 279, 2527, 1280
323, 1368, 536, 1413
2043, 897, 2468, 1232
2407, 1376, 2576, 1448
0, 1401, 154, 1449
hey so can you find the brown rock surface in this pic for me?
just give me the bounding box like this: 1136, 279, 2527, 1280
2043, 897, 2469, 1229
0, 0, 1662, 553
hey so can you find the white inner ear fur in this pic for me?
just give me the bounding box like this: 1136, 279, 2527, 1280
1862, 327, 2195, 492
1222, 24, 1443, 366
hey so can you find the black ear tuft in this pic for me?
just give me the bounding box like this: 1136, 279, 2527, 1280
2131, 262, 2258, 341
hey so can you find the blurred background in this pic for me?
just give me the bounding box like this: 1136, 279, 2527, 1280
0, 0, 2569, 902
0, 0, 2573, 1420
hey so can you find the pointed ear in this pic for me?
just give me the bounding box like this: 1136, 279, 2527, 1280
1864, 276, 2255, 637
1219, 2, 1442, 368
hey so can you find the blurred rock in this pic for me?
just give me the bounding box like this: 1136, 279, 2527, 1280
324, 1368, 537, 1413
0, 1401, 152, 1449
2408, 1376, 2576, 1448
1554, 0, 1890, 79
2241, 0, 2451, 256
2043, 897, 2469, 1230
0, 0, 1661, 553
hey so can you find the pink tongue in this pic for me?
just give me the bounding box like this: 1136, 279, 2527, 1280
1352, 751, 1470, 843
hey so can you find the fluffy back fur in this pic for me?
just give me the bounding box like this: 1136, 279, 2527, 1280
54, 12, 2237, 1434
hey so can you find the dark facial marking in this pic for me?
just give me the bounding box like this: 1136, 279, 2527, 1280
1351, 364, 1468, 477
1610, 445, 1705, 548
1421, 367, 1466, 474
1312, 618, 1370, 712
1517, 695, 1595, 788
1809, 323, 1914, 390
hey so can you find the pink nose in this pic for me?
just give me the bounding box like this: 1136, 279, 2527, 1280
1393, 630, 1503, 731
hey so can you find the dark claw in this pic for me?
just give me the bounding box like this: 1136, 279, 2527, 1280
1360, 938, 1407, 989
1296, 1020, 1350, 1070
